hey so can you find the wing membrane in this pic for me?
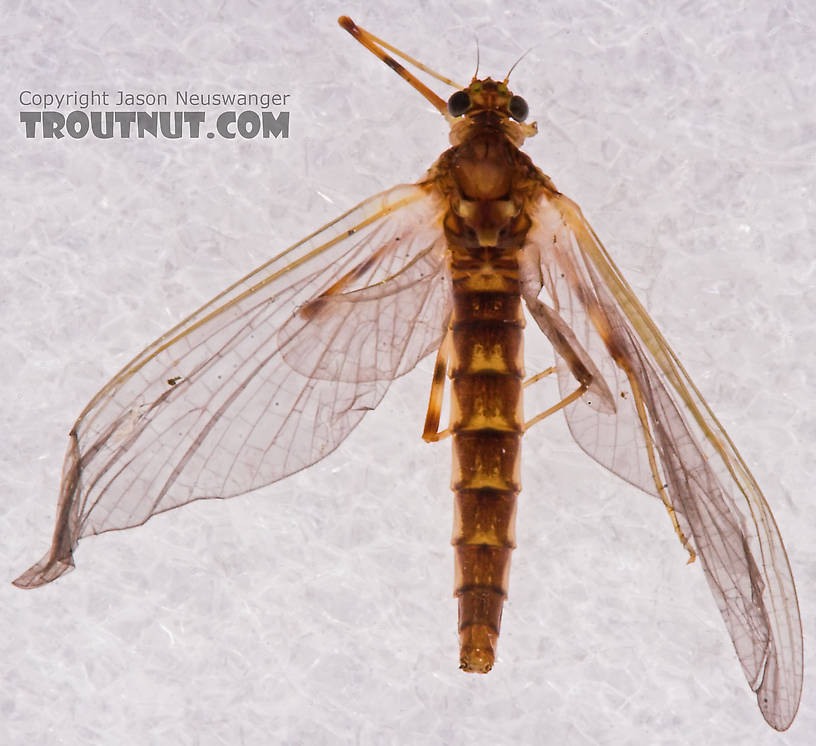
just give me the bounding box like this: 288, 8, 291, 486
520, 187, 802, 730
15, 183, 450, 589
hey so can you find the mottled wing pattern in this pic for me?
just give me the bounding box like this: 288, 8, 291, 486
519, 187, 802, 730
15, 183, 450, 589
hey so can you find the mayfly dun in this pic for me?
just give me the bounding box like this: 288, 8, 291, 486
14, 16, 802, 730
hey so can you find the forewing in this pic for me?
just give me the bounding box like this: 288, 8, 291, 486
15, 183, 450, 589
520, 188, 802, 730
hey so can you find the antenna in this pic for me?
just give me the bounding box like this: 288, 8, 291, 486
503, 47, 533, 84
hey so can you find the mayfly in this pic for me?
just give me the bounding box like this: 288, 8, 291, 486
14, 17, 802, 730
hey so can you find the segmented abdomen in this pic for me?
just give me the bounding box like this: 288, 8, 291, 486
448, 252, 524, 673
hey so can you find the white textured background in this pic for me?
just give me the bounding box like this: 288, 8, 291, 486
2, 1, 814, 744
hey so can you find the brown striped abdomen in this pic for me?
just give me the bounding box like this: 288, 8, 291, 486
449, 256, 524, 673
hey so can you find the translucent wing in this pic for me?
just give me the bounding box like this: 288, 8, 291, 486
15, 183, 450, 589
519, 185, 802, 730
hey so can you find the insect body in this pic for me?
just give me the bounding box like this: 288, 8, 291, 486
14, 17, 802, 731
434, 83, 536, 672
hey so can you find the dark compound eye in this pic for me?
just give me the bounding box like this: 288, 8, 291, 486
447, 90, 471, 117
508, 95, 528, 122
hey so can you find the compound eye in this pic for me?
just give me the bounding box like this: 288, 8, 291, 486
447, 90, 471, 117
508, 95, 529, 122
